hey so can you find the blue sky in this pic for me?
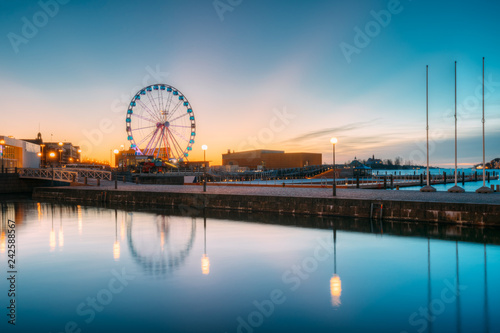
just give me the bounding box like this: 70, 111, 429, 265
1, 0, 500, 165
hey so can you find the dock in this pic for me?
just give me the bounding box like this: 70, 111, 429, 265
32, 182, 500, 224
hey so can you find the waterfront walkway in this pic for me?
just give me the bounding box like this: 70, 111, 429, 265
64, 181, 500, 205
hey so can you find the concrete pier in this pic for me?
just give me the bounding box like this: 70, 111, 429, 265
32, 183, 500, 224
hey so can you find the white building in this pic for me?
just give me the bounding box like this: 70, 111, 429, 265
0, 136, 41, 169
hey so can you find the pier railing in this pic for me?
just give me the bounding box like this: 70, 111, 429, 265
18, 168, 78, 183
17, 168, 112, 183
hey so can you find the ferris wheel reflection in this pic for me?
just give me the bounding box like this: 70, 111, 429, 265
126, 212, 197, 278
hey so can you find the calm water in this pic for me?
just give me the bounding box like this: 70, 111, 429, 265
1, 201, 499, 333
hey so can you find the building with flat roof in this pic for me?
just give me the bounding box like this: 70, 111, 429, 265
0, 136, 41, 169
23, 133, 81, 167
222, 149, 322, 170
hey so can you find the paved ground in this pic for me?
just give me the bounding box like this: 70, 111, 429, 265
60, 181, 500, 205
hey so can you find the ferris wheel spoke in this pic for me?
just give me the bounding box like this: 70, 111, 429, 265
169, 124, 192, 129
135, 128, 157, 148
167, 129, 185, 159
144, 127, 160, 155
132, 124, 156, 131
151, 129, 164, 159
137, 100, 162, 123
168, 100, 184, 119
132, 113, 158, 124
146, 92, 160, 115
169, 127, 190, 142
162, 130, 170, 160
163, 92, 173, 119
158, 89, 164, 118
169, 112, 189, 123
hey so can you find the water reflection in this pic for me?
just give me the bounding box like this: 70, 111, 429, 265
113, 210, 120, 261
330, 229, 341, 307
202, 214, 210, 275
126, 213, 197, 278
0, 200, 498, 333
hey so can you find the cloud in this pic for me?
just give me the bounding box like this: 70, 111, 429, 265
283, 119, 382, 143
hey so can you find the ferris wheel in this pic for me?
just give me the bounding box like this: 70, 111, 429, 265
126, 84, 196, 163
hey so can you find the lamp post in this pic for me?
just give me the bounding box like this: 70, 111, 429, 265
58, 149, 63, 166
330, 138, 337, 196
58, 142, 64, 166
0, 139, 5, 173
202, 145, 208, 192
40, 144, 46, 167
113, 149, 119, 168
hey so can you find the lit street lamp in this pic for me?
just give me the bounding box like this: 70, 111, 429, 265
0, 139, 5, 173
113, 149, 119, 168
330, 138, 337, 196
202, 145, 208, 192
40, 144, 46, 167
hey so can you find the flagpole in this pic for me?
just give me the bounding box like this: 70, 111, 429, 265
477, 57, 493, 193
449, 61, 464, 193
421, 65, 436, 192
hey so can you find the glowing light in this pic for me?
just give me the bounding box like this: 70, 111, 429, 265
330, 274, 342, 307
113, 149, 119, 154
58, 228, 64, 247
113, 241, 120, 261
37, 152, 42, 157
77, 205, 83, 235
201, 145, 208, 151
50, 229, 56, 251
49, 152, 56, 158
201, 254, 210, 275
58, 142, 63, 146
330, 137, 338, 145
37, 202, 42, 221
0, 232, 5, 253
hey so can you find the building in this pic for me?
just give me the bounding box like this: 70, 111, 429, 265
23, 132, 81, 167
0, 136, 40, 169
222, 149, 322, 170
365, 155, 383, 167
41, 142, 81, 166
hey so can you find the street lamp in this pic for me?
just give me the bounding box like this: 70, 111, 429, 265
58, 149, 63, 165
0, 139, 5, 173
202, 145, 208, 192
113, 149, 119, 168
330, 138, 337, 196
40, 144, 46, 167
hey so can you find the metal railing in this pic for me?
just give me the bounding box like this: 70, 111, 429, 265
18, 168, 77, 183
17, 168, 112, 182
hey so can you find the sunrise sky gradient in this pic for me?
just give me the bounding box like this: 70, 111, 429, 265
1, 0, 500, 166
